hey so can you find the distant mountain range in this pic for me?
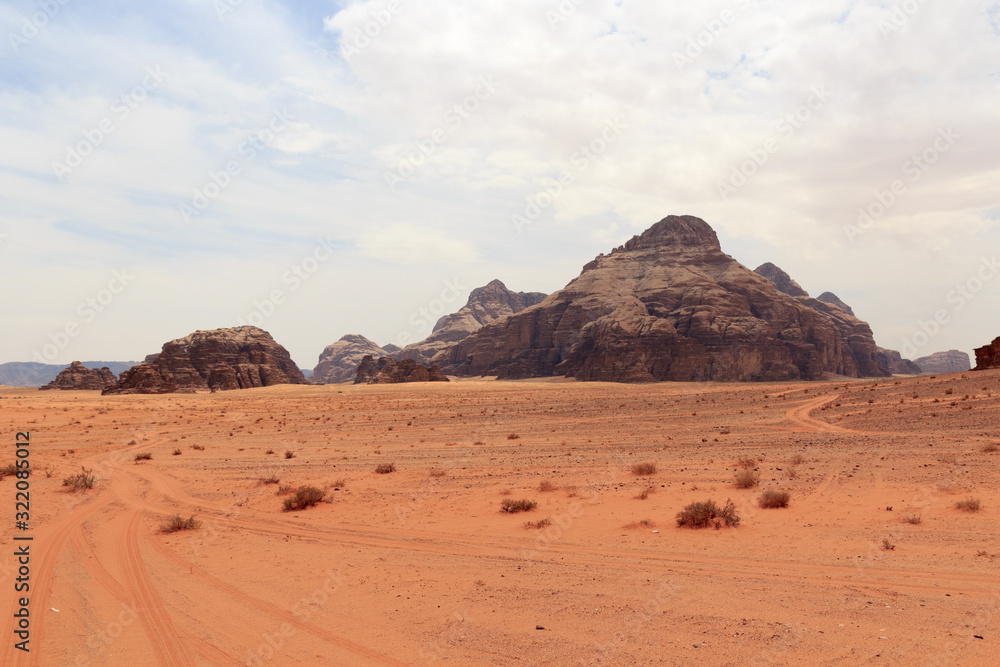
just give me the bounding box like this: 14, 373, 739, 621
0, 362, 140, 387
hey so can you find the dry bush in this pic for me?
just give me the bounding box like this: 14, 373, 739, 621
284, 450, 296, 459
758, 490, 790, 508
266, 449, 275, 455
0, 463, 20, 477
955, 498, 982, 512
734, 469, 760, 488
635, 486, 655, 500
902, 514, 922, 525
538, 480, 557, 492
790, 454, 806, 465
938, 454, 958, 465
134, 452, 152, 461
191, 444, 205, 451
429, 468, 446, 478
784, 466, 799, 480
161, 515, 199, 533
631, 462, 657, 476
676, 499, 740, 528
282, 486, 326, 511
736, 457, 757, 469
277, 484, 294, 495
624, 519, 656, 529
259, 475, 280, 485
375, 462, 396, 474
172, 448, 182, 456
524, 519, 551, 529
501, 498, 537, 513
63, 467, 96, 492
331, 478, 346, 488
507, 433, 521, 440
882, 538, 895, 551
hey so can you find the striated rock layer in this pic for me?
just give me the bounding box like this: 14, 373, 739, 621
313, 335, 390, 384
104, 326, 307, 394
103, 364, 179, 395
914, 350, 972, 374
395, 280, 547, 365
40, 361, 117, 391
437, 216, 889, 382
877, 348, 923, 375
354, 356, 449, 384
974, 337, 1000, 371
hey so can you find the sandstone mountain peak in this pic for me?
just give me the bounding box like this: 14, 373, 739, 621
313, 334, 389, 384
754, 263, 809, 298
620, 215, 722, 252
816, 292, 855, 317
40, 361, 117, 391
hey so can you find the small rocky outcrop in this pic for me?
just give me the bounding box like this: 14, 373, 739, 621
754, 263, 809, 298
102, 364, 179, 395
354, 355, 449, 384
974, 337, 1000, 371
914, 350, 972, 374
40, 361, 117, 391
313, 335, 389, 384
877, 348, 923, 375
816, 292, 855, 317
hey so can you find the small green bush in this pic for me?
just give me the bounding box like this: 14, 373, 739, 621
63, 467, 96, 492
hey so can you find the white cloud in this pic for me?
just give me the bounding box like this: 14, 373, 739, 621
356, 224, 479, 265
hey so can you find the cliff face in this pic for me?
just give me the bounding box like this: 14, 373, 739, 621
395, 280, 547, 364
915, 350, 972, 374
877, 348, 923, 375
102, 364, 179, 395
40, 361, 116, 391
354, 356, 449, 384
313, 335, 389, 384
437, 215, 888, 382
104, 326, 307, 394
974, 337, 1000, 371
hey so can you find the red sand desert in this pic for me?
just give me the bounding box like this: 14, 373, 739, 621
2, 371, 999, 665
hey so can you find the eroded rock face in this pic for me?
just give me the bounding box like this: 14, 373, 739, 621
40, 361, 116, 391
877, 348, 923, 375
754, 263, 809, 298
313, 335, 389, 384
816, 292, 856, 317
437, 215, 889, 382
914, 350, 972, 374
103, 326, 307, 394
354, 355, 449, 384
974, 337, 1000, 371
396, 280, 547, 364
102, 364, 179, 395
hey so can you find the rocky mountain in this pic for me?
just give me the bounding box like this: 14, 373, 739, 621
437, 216, 889, 382
354, 356, 449, 384
39, 361, 116, 390
103, 326, 307, 394
816, 292, 855, 317
753, 263, 809, 297
313, 335, 389, 384
0, 361, 140, 387
974, 337, 1000, 371
914, 350, 972, 374
395, 279, 547, 364
876, 348, 923, 375
103, 364, 180, 395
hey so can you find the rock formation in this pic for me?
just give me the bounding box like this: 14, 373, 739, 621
914, 350, 972, 374
753, 263, 809, 298
395, 280, 547, 364
102, 364, 179, 395
313, 335, 390, 384
816, 292, 855, 317
974, 337, 1000, 371
876, 348, 923, 375
437, 215, 889, 382
103, 326, 307, 394
40, 361, 116, 391
354, 355, 449, 384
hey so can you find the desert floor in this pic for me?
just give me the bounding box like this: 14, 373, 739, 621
1, 371, 998, 666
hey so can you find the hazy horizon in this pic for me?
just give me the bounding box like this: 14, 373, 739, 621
2, 1, 998, 369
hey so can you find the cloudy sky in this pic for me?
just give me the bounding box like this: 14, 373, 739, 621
2, 0, 998, 370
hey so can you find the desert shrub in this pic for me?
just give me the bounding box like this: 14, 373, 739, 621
790, 454, 806, 465
676, 499, 740, 528
734, 469, 760, 488
259, 475, 280, 485
172, 449, 182, 456
63, 467, 96, 491
902, 514, 922, 525
624, 519, 656, 529
785, 466, 799, 480
429, 468, 446, 478
277, 484, 293, 495
0, 463, 19, 477
758, 490, 790, 508
882, 538, 895, 551
161, 515, 199, 533
134, 452, 152, 461
538, 480, 557, 492
507, 433, 521, 440
635, 486, 655, 500
631, 462, 657, 476
191, 444, 205, 451
375, 463, 396, 474
266, 448, 275, 454
282, 486, 326, 511
524, 519, 551, 529
285, 450, 296, 459
955, 498, 982, 512
501, 498, 537, 513
736, 457, 757, 469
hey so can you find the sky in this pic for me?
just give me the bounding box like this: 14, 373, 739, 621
1, 0, 998, 370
